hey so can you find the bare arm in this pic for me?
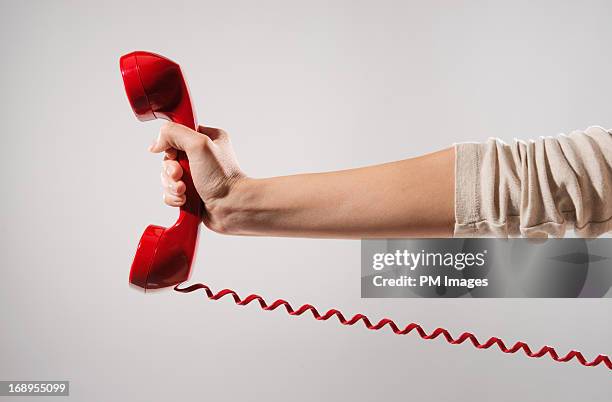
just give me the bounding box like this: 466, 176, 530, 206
215, 149, 454, 238
151, 123, 455, 239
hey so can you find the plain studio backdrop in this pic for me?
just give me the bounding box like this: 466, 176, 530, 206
1, 1, 611, 401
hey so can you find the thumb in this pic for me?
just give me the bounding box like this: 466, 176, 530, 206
148, 122, 208, 154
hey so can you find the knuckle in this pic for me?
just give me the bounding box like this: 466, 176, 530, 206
158, 124, 168, 138
158, 121, 176, 140
160, 121, 174, 132
170, 166, 182, 180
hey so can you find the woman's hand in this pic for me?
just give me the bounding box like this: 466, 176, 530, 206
149, 122, 246, 232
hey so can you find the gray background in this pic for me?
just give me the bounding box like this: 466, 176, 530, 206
0, 0, 610, 401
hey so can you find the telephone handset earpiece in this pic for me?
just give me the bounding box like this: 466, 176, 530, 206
120, 51, 202, 290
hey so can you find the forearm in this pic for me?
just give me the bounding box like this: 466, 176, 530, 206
210, 148, 455, 238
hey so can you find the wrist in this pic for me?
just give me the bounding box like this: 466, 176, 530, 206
204, 176, 264, 235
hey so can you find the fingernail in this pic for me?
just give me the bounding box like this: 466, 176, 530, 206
166, 166, 172, 177
169, 182, 176, 193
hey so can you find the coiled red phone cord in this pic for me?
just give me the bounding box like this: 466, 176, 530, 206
174, 283, 611, 371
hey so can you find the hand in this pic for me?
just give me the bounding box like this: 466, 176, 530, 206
149, 122, 246, 232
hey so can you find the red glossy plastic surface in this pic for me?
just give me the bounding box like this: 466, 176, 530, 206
120, 51, 202, 290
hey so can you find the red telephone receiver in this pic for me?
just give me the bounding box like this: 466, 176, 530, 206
120, 51, 202, 290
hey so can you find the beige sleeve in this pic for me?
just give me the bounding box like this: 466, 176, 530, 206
454, 126, 612, 238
